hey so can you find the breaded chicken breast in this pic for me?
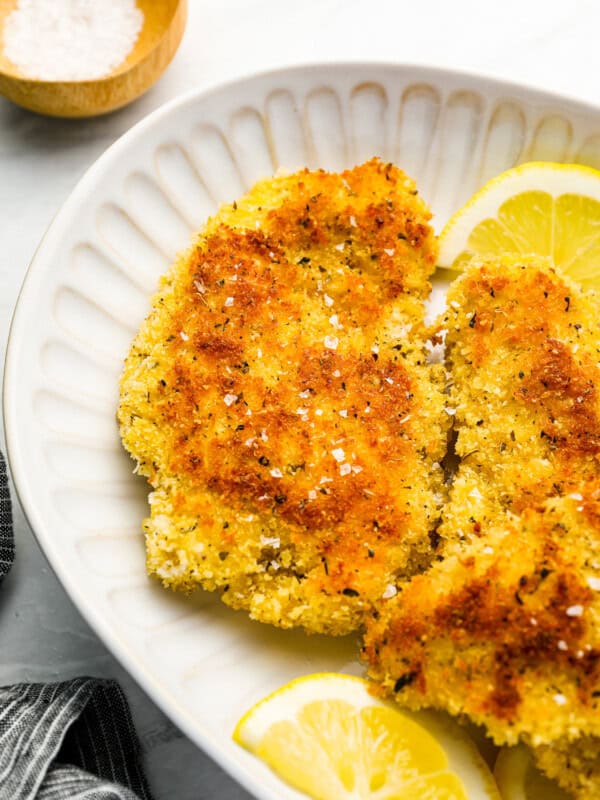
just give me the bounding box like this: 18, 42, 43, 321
364, 256, 600, 798
119, 159, 448, 635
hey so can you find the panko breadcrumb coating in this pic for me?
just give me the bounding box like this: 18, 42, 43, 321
364, 256, 600, 798
118, 158, 448, 636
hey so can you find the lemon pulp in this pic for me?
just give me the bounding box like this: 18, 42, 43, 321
234, 673, 501, 800
438, 162, 600, 290
464, 192, 600, 286
258, 701, 466, 799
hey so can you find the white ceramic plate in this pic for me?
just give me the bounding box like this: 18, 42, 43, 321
5, 63, 600, 799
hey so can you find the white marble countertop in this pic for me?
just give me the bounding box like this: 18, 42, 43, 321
1, 1, 599, 797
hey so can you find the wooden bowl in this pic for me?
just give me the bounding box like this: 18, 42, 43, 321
0, 0, 187, 117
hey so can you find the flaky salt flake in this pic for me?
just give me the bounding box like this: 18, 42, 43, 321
329, 314, 342, 329
385, 377, 394, 385
450, 300, 460, 309
530, 617, 538, 626
349, 215, 357, 227
557, 640, 568, 651
553, 693, 568, 706
587, 576, 600, 591
320, 476, 333, 484
352, 466, 363, 474
270, 468, 283, 478
331, 448, 345, 462
339, 410, 348, 418
339, 463, 352, 476
194, 280, 206, 294
224, 296, 234, 307
395, 324, 413, 339
296, 408, 309, 416
324, 335, 339, 350
569, 493, 583, 501
445, 407, 457, 416
260, 429, 268, 442
308, 490, 317, 500
299, 389, 311, 399
260, 535, 280, 548
399, 415, 411, 424
223, 393, 238, 406
333, 369, 341, 378
566, 605, 584, 617
483, 546, 494, 554
371, 344, 379, 355
315, 409, 323, 416
179, 331, 189, 341
335, 242, 345, 252
384, 248, 395, 257
382, 584, 397, 599
324, 294, 334, 307
469, 487, 483, 499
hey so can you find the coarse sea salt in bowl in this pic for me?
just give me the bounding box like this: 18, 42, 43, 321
0, 0, 187, 117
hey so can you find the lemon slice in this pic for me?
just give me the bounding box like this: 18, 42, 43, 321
438, 161, 600, 288
494, 746, 570, 800
233, 673, 501, 799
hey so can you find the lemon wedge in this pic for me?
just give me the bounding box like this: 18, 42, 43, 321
494, 746, 570, 800
233, 673, 501, 799
438, 161, 600, 288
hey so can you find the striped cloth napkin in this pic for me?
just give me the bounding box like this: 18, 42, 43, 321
0, 452, 154, 800
0, 452, 13, 583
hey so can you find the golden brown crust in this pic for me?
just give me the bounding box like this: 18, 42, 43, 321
118, 158, 447, 635
364, 506, 600, 719
535, 736, 600, 799
363, 256, 600, 798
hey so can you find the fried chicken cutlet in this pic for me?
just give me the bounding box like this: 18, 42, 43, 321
119, 159, 449, 635
364, 256, 600, 798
